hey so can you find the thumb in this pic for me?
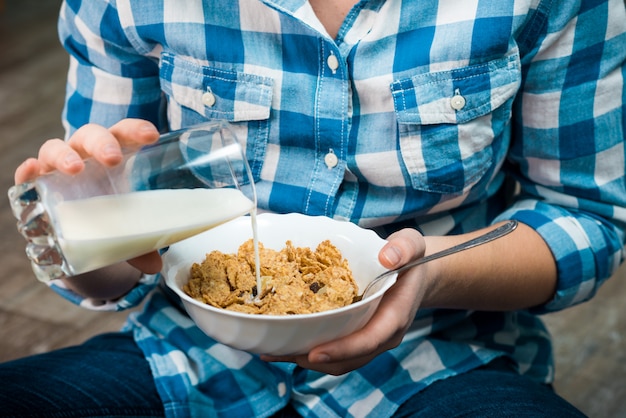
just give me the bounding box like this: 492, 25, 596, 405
379, 228, 425, 269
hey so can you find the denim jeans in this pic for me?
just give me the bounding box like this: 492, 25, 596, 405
0, 332, 586, 417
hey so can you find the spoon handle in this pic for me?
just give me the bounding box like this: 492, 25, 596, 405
361, 220, 518, 299
391, 220, 517, 276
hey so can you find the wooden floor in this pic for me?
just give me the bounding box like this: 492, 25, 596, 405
0, 2, 624, 417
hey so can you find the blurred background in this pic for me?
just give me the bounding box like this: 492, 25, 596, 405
0, 1, 624, 416
0, 0, 130, 361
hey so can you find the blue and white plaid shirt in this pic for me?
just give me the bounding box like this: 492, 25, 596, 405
50, 0, 626, 416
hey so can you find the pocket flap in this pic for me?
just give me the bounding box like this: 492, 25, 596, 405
160, 52, 273, 122
391, 51, 521, 125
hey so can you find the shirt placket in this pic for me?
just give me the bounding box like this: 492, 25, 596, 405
304, 40, 350, 216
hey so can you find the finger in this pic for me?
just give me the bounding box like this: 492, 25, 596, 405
263, 287, 411, 372
308, 292, 408, 361
14, 136, 85, 185
378, 228, 425, 269
126, 251, 163, 274
295, 269, 425, 373
109, 118, 160, 148
264, 230, 428, 373
262, 325, 390, 375
262, 231, 428, 373
65, 120, 158, 167
66, 123, 126, 167
14, 158, 42, 184
36, 138, 85, 175
262, 352, 376, 376
16, 120, 159, 184
260, 350, 372, 375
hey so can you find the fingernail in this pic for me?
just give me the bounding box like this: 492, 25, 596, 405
64, 153, 81, 168
382, 245, 402, 266
140, 123, 157, 132
102, 143, 122, 158
313, 353, 330, 363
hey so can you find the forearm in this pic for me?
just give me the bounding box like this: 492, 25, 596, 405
419, 221, 557, 311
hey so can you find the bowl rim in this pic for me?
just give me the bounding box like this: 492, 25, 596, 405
162, 213, 398, 321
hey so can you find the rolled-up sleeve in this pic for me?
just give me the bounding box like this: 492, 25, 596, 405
498, 0, 626, 313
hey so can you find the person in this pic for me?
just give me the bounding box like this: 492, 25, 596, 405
2, 0, 625, 416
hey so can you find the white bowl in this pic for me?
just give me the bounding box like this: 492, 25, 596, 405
162, 213, 397, 355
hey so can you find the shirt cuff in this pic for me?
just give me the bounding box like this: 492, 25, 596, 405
47, 273, 160, 312
494, 199, 624, 314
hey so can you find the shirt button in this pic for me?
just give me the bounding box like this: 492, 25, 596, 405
324, 152, 338, 168
202, 91, 216, 107
450, 93, 466, 111
327, 54, 339, 72
277, 382, 287, 397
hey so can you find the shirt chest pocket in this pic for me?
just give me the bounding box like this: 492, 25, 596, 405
159, 52, 274, 178
390, 52, 521, 194
160, 52, 273, 121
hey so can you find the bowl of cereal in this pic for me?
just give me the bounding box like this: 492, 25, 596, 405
162, 213, 397, 355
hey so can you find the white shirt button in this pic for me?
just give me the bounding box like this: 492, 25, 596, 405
327, 54, 339, 72
202, 91, 216, 107
450, 92, 466, 111
324, 151, 338, 168
277, 382, 287, 397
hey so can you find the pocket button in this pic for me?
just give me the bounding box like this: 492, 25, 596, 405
202, 91, 216, 107
450, 93, 466, 111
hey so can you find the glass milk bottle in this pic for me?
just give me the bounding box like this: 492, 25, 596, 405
8, 121, 257, 282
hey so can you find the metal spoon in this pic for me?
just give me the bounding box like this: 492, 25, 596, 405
358, 220, 518, 301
